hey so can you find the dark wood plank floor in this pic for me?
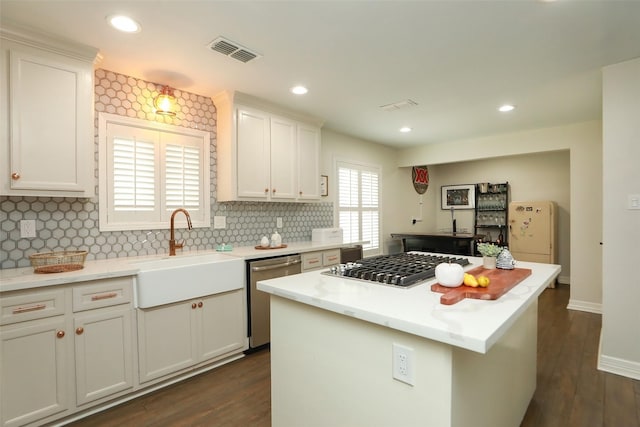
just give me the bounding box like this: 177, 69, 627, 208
67, 285, 640, 427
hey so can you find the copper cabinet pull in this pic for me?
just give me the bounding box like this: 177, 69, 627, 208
272, 188, 276, 193
76, 327, 84, 335
56, 330, 65, 338
191, 303, 197, 309
309, 259, 320, 264
91, 292, 118, 301
198, 301, 203, 308
13, 303, 46, 314
264, 188, 269, 193
11, 172, 20, 180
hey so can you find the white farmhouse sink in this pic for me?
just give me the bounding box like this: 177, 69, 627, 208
132, 253, 245, 308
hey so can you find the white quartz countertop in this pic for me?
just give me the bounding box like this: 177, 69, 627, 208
0, 240, 361, 292
257, 254, 561, 354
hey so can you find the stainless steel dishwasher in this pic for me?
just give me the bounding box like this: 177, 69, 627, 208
248, 255, 301, 349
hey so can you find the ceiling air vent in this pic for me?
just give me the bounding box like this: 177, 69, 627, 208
208, 37, 261, 63
379, 99, 418, 111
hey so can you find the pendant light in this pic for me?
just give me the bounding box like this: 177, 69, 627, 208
154, 86, 177, 116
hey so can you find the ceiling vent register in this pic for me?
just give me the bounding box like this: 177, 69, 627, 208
208, 37, 261, 63
379, 99, 419, 111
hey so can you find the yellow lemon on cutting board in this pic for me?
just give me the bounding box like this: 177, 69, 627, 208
477, 276, 490, 288
463, 273, 479, 287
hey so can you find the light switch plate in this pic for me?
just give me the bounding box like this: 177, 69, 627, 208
213, 216, 226, 229
628, 194, 640, 210
20, 220, 36, 238
276, 217, 283, 228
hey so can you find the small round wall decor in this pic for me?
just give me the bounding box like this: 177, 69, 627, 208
412, 165, 429, 194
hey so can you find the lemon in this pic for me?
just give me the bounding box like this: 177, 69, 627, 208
463, 273, 479, 287
477, 276, 490, 288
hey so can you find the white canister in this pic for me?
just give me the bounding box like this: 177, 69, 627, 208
260, 236, 269, 248
270, 230, 282, 247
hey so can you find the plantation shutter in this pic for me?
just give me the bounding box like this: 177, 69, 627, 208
337, 161, 380, 254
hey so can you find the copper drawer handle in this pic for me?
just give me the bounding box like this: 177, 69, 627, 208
76, 327, 84, 335
11, 172, 20, 180
13, 304, 46, 314
309, 260, 320, 264
198, 301, 203, 308
192, 303, 197, 309
91, 292, 118, 301
56, 330, 65, 338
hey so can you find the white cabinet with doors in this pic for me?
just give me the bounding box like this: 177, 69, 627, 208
137, 289, 245, 384
0, 276, 135, 427
0, 289, 70, 427
213, 90, 323, 202
71, 278, 134, 407
0, 23, 97, 197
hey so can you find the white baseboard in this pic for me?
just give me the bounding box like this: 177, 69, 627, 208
598, 352, 640, 381
567, 299, 602, 314
557, 275, 570, 285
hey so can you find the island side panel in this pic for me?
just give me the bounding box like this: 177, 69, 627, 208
451, 300, 538, 427
270, 296, 455, 427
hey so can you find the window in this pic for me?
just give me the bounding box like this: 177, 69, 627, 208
98, 113, 210, 231
336, 160, 380, 256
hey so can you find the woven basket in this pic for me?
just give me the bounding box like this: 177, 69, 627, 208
29, 250, 88, 274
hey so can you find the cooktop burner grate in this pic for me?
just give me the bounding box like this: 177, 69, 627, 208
323, 252, 470, 288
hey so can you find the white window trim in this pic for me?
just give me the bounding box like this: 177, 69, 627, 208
334, 158, 382, 257
98, 112, 211, 231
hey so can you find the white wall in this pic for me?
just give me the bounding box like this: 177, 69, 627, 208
397, 121, 602, 312
600, 57, 640, 379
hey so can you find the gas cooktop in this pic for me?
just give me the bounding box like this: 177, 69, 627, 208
323, 252, 470, 288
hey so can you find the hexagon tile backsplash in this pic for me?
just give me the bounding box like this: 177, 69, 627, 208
0, 69, 333, 269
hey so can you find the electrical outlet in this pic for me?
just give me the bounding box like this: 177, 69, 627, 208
20, 220, 36, 238
276, 217, 283, 228
213, 216, 226, 229
628, 194, 640, 210
392, 343, 415, 386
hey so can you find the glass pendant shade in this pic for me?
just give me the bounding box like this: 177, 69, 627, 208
154, 86, 177, 116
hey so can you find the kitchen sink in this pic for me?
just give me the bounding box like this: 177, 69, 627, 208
132, 252, 245, 308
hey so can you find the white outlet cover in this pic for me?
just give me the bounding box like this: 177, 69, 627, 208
628, 194, 640, 210
20, 219, 36, 238
213, 216, 226, 229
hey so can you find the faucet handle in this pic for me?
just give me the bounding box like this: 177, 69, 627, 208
176, 239, 185, 249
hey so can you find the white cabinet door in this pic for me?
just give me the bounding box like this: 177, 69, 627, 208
137, 301, 197, 383
198, 290, 245, 361
269, 116, 297, 200
74, 308, 134, 405
297, 124, 321, 200
1, 316, 70, 427
236, 107, 270, 199
0, 40, 94, 197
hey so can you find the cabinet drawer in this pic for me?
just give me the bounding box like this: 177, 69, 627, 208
302, 252, 323, 271
73, 277, 133, 312
1, 289, 66, 325
323, 249, 340, 267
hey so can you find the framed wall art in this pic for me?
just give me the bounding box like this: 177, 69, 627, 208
441, 184, 475, 210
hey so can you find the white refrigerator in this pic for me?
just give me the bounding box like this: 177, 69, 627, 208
508, 201, 557, 264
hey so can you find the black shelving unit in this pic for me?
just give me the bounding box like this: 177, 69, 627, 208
474, 182, 509, 252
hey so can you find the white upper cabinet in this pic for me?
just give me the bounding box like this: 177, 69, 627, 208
213, 91, 323, 202
0, 24, 97, 197
297, 124, 321, 200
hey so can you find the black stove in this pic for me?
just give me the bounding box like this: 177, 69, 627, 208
324, 252, 469, 288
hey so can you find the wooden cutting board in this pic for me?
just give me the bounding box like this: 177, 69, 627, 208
430, 266, 532, 305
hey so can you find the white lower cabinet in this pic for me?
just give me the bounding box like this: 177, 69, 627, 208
1, 315, 70, 427
302, 249, 341, 272
73, 308, 134, 406
138, 289, 245, 383
0, 277, 134, 427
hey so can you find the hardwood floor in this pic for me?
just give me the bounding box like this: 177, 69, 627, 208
67, 285, 640, 427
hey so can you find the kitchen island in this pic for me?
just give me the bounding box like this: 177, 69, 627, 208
257, 254, 560, 427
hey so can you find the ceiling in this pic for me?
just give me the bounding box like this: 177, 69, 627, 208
2, 1, 640, 148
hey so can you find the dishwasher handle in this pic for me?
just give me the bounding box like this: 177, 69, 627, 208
251, 258, 301, 272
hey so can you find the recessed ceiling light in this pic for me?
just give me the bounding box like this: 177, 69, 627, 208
291, 85, 308, 95
107, 15, 141, 33
498, 104, 516, 112
399, 127, 412, 133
